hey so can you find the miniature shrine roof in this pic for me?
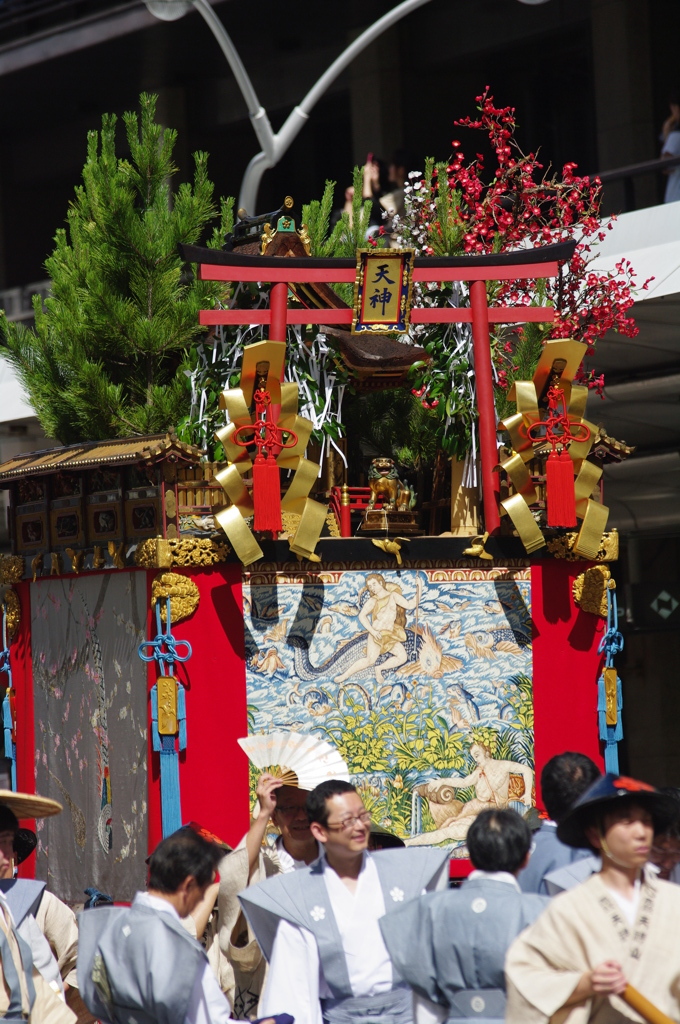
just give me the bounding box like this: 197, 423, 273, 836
0, 432, 203, 482
180, 238, 576, 270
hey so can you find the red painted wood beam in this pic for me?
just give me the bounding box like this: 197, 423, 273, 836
200, 306, 556, 327
411, 307, 556, 324
198, 260, 560, 285
199, 264, 357, 283
411, 261, 560, 282
199, 309, 352, 325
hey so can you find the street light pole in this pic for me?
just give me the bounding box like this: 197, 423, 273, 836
144, 0, 432, 213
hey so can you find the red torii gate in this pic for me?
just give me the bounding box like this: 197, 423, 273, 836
181, 240, 576, 534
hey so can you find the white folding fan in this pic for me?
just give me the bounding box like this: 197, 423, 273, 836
238, 732, 350, 789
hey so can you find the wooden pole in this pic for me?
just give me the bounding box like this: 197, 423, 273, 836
623, 985, 677, 1024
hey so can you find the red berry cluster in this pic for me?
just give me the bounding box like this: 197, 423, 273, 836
400, 88, 651, 414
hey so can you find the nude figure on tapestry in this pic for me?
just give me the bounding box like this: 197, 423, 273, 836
335, 573, 422, 686
406, 741, 534, 845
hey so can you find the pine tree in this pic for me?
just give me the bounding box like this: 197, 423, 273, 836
0, 93, 232, 445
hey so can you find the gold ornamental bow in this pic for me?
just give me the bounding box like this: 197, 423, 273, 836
498, 339, 609, 559
213, 340, 327, 565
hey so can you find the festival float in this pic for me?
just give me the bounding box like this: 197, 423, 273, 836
0, 92, 642, 898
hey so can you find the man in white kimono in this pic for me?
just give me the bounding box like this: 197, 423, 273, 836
519, 752, 600, 895
240, 779, 450, 1024
505, 773, 680, 1024
0, 886, 76, 1023
380, 808, 549, 1024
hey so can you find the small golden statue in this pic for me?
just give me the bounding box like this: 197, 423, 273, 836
360, 458, 421, 535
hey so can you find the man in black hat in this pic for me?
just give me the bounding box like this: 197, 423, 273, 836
0, 789, 76, 1022
506, 773, 680, 1024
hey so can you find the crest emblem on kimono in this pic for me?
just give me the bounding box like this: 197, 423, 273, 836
471, 898, 487, 914
390, 887, 405, 902
310, 905, 326, 921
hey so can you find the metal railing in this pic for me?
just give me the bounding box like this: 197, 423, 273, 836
0, 0, 128, 30
595, 154, 680, 213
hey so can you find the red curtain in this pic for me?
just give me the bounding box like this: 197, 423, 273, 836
531, 559, 606, 810
145, 564, 250, 852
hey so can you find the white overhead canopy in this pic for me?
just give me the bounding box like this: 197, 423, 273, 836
588, 201, 680, 301
585, 202, 680, 534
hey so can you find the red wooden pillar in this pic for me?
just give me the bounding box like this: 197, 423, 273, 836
12, 581, 36, 877
269, 281, 289, 343
469, 279, 501, 534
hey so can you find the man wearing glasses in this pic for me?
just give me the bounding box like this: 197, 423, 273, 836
240, 780, 449, 1024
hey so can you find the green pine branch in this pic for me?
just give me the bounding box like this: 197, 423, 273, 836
1, 93, 229, 445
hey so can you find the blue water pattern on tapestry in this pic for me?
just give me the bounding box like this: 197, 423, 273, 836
244, 570, 533, 849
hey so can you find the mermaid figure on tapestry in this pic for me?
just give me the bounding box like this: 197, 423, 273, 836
407, 740, 534, 846
287, 573, 462, 689
335, 573, 422, 686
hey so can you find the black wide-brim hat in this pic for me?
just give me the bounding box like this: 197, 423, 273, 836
14, 828, 37, 865
369, 823, 405, 849
557, 773, 679, 849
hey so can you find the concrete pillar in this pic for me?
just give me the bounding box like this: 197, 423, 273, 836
591, 0, 656, 212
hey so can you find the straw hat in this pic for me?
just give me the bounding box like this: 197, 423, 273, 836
0, 790, 63, 820
556, 773, 678, 849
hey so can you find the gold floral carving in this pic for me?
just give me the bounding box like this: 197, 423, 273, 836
135, 536, 230, 568
108, 541, 126, 569
151, 572, 200, 625
572, 565, 614, 617
1, 588, 20, 640
278, 511, 340, 540
65, 548, 84, 574
0, 555, 24, 584
243, 563, 531, 586
546, 529, 619, 562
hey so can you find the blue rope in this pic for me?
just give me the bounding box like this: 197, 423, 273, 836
597, 585, 624, 773
137, 597, 191, 837
0, 606, 16, 791
138, 600, 192, 672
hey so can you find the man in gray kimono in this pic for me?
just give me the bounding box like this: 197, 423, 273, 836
518, 752, 600, 895
77, 827, 231, 1024
380, 808, 549, 1024
239, 779, 450, 1024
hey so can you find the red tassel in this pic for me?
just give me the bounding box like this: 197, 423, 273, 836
546, 448, 576, 528
252, 453, 282, 534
